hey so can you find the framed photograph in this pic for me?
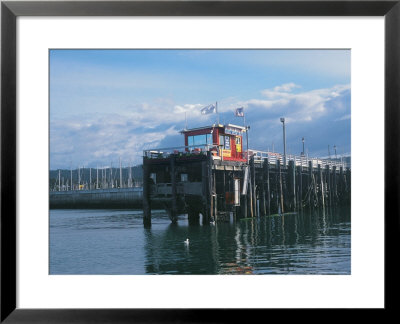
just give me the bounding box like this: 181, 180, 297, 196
1, 0, 398, 321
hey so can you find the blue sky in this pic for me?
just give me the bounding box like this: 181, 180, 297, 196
50, 49, 350, 169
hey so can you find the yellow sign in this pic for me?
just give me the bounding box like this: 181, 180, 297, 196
222, 149, 231, 157
235, 136, 242, 152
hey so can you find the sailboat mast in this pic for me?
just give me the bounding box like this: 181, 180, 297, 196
119, 157, 123, 188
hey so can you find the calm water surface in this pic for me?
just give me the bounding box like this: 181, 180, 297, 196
50, 208, 350, 275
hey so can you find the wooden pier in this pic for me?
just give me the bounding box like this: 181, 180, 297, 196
142, 147, 350, 227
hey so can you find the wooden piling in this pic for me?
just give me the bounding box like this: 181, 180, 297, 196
298, 165, 303, 211
241, 194, 248, 218
288, 160, 296, 210
346, 167, 351, 192
318, 164, 325, 209
346, 167, 351, 204
142, 160, 152, 228
250, 156, 257, 217
263, 158, 271, 215
260, 161, 266, 216
169, 156, 178, 223
272, 171, 278, 214
260, 179, 266, 216
332, 166, 337, 205
213, 171, 217, 221
202, 160, 210, 224
208, 151, 214, 223
339, 166, 344, 199
277, 160, 284, 214
308, 161, 312, 209
325, 165, 331, 207
223, 171, 227, 212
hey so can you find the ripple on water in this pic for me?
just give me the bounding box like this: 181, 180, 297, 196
50, 208, 351, 275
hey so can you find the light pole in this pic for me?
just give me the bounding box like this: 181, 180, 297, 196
280, 117, 286, 166
301, 137, 305, 156
246, 126, 250, 164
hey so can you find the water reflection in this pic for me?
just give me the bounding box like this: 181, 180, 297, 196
143, 207, 350, 275
50, 207, 350, 274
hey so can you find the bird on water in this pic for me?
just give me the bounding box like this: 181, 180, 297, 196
184, 238, 189, 245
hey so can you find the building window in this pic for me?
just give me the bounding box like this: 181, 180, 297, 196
219, 135, 231, 149
206, 133, 213, 145
188, 133, 213, 147
219, 135, 224, 148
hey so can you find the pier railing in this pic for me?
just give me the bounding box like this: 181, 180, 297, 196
144, 146, 350, 169
144, 144, 219, 159
248, 149, 350, 169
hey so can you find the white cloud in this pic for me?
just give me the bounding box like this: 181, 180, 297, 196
50, 83, 351, 169
50, 112, 183, 168
335, 114, 351, 121
244, 83, 350, 122
272, 82, 300, 93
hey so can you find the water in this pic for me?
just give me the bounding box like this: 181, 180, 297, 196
50, 208, 350, 275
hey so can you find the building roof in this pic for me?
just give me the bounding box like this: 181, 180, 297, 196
180, 124, 246, 134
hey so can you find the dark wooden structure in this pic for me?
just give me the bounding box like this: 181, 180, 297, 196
142, 124, 351, 227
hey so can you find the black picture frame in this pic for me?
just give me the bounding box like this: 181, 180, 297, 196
1, 0, 398, 322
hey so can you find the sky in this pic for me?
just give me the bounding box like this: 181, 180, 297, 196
49, 49, 350, 169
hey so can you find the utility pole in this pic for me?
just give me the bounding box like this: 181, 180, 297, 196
280, 118, 286, 166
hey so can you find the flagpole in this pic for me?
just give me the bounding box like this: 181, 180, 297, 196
216, 101, 220, 125
185, 112, 187, 130
244, 110, 249, 164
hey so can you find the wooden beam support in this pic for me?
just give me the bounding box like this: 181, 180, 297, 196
142, 159, 152, 228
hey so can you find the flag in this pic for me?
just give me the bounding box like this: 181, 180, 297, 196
201, 104, 216, 115
235, 107, 244, 117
